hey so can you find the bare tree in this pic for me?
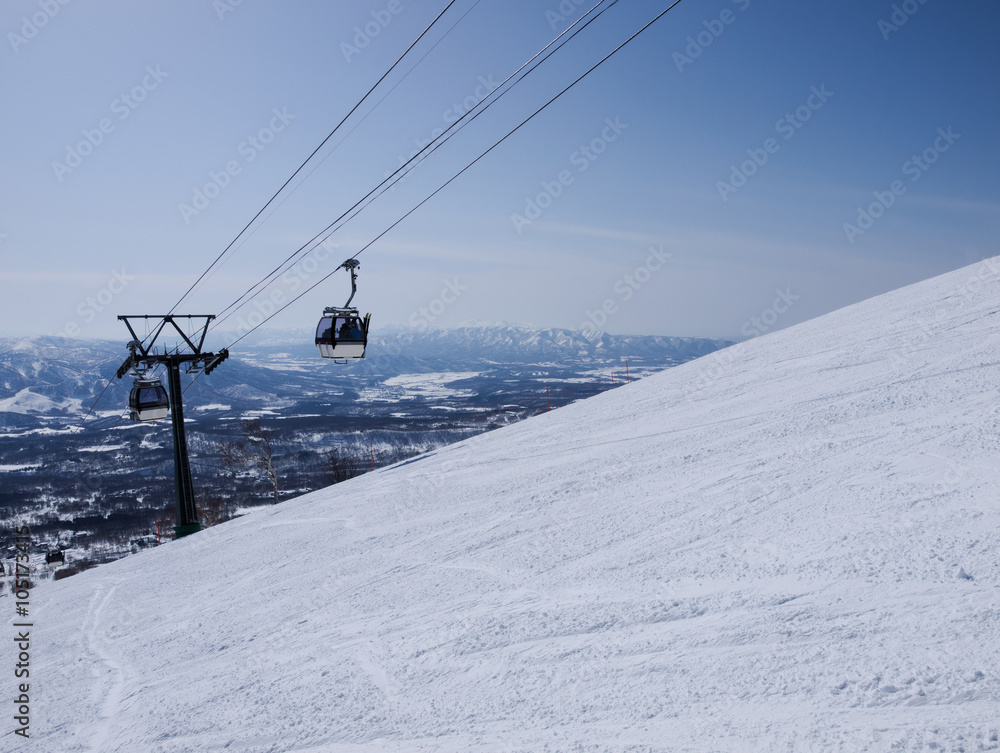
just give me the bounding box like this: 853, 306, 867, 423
220, 419, 281, 504
198, 494, 234, 528
321, 446, 360, 486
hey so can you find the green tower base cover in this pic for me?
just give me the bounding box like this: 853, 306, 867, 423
173, 522, 202, 539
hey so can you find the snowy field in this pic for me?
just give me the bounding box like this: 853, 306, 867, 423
358, 372, 480, 402
0, 389, 82, 416
8, 259, 1000, 752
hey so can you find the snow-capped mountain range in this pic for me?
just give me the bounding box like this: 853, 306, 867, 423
0, 325, 731, 423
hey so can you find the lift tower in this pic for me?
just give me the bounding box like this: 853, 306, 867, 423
116, 315, 228, 539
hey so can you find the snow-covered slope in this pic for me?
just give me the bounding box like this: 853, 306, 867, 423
14, 259, 1000, 752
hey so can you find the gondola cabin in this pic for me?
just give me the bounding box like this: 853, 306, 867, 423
129, 377, 169, 422
46, 549, 65, 566
316, 309, 370, 362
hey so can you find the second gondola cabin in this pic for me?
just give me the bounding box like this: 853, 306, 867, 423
128, 377, 169, 422
316, 310, 370, 361
316, 258, 370, 362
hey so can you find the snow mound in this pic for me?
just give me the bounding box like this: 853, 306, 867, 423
17, 258, 1000, 752
0, 388, 82, 415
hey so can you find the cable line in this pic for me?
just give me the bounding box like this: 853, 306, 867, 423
93, 1, 470, 424
168, 0, 462, 316
210, 0, 621, 333
222, 0, 686, 350
189, 0, 483, 314
77, 376, 121, 428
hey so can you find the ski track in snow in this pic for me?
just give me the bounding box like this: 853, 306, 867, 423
82, 584, 124, 753
8, 258, 1000, 752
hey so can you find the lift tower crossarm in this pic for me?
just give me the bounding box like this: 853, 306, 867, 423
118, 315, 216, 357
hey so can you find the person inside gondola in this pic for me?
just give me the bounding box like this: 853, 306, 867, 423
347, 318, 363, 339
338, 318, 352, 340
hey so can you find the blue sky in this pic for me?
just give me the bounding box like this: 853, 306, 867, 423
2, 0, 998, 345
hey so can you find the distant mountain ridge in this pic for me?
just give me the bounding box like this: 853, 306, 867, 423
0, 326, 734, 412
371, 325, 731, 363
0, 337, 121, 404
